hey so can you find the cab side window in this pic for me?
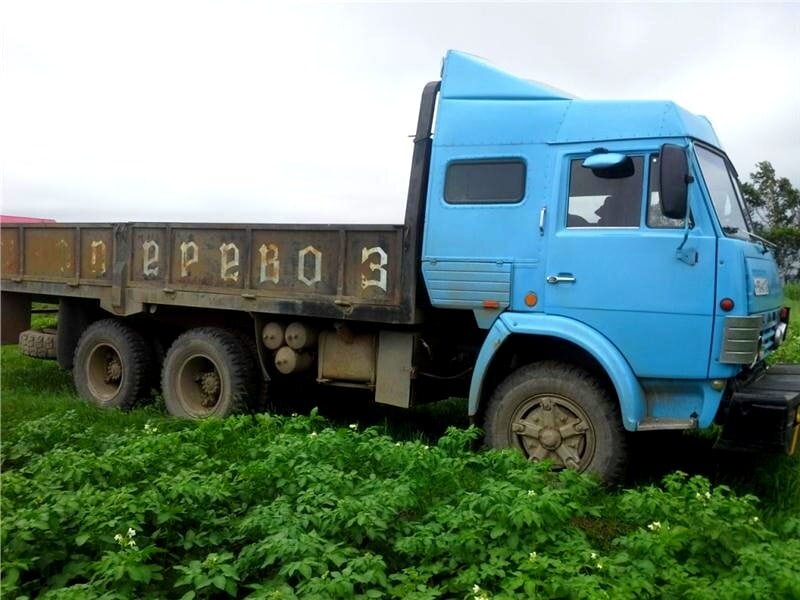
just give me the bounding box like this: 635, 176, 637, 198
567, 156, 643, 227
444, 160, 526, 204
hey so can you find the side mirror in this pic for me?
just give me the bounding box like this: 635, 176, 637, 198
660, 144, 690, 219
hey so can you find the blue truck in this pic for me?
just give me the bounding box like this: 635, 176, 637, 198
3, 51, 797, 481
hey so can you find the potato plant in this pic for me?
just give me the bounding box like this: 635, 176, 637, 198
2, 406, 799, 599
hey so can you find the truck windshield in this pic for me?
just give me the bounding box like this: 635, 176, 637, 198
694, 145, 750, 240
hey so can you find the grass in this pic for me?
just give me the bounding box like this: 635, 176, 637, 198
770, 295, 800, 365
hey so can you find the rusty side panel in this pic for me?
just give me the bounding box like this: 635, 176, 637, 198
2, 222, 420, 324
247, 229, 340, 296
1, 228, 20, 277
131, 227, 166, 285
345, 230, 403, 305
80, 228, 113, 282
168, 228, 250, 289
24, 228, 77, 279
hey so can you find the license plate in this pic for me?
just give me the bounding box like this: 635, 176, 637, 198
754, 277, 769, 296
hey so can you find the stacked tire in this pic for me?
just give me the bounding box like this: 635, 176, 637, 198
19, 328, 58, 359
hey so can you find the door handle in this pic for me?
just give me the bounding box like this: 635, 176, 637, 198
546, 273, 576, 284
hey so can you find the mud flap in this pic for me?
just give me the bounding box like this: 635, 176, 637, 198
716, 364, 800, 454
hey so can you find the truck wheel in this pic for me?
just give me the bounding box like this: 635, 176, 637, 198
19, 328, 58, 359
484, 361, 627, 483
161, 328, 254, 419
73, 319, 152, 410
232, 329, 268, 412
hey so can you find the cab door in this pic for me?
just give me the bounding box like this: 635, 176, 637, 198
544, 151, 717, 378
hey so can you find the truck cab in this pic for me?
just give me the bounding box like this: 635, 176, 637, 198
421, 51, 797, 476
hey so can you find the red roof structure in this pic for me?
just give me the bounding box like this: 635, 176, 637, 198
0, 215, 56, 223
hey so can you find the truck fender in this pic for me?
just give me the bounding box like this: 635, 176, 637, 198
468, 313, 646, 432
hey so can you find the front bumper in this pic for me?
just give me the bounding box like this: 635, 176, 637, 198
716, 364, 800, 454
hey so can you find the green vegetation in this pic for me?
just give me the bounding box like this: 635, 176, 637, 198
2, 297, 799, 598
2, 341, 799, 599
770, 295, 799, 365
784, 282, 800, 302
740, 161, 800, 280
30, 303, 58, 330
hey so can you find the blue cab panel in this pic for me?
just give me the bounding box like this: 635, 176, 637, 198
422, 51, 784, 431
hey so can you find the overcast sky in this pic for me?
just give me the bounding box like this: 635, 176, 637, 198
2, 1, 799, 224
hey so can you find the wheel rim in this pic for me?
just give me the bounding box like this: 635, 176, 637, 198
176, 354, 225, 417
86, 342, 124, 403
509, 393, 596, 471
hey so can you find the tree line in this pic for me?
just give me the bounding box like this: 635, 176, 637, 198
739, 161, 800, 280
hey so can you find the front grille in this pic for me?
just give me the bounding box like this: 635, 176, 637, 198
760, 309, 780, 354
720, 311, 781, 364
720, 315, 763, 364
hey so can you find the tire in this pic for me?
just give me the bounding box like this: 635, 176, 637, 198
484, 361, 627, 483
19, 328, 57, 359
232, 329, 268, 413
73, 319, 152, 410
161, 327, 255, 419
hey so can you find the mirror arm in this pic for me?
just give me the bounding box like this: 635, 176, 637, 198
675, 184, 697, 266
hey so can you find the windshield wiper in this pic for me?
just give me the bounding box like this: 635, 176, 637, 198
721, 226, 775, 253
746, 231, 777, 251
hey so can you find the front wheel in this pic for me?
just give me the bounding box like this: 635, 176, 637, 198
484, 361, 627, 483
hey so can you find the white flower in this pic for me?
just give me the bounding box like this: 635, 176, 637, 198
349, 423, 358, 430
705, 491, 712, 499
471, 584, 490, 600
291, 412, 298, 417
423, 445, 430, 450
596, 562, 603, 570
590, 551, 598, 560
647, 521, 662, 531
751, 516, 760, 524
114, 534, 123, 543
395, 442, 402, 447
143, 422, 158, 434
127, 539, 137, 548
529, 551, 538, 561
309, 432, 318, 438
527, 490, 537, 497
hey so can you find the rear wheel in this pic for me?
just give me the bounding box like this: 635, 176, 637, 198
161, 328, 255, 418
73, 319, 151, 409
484, 361, 627, 483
